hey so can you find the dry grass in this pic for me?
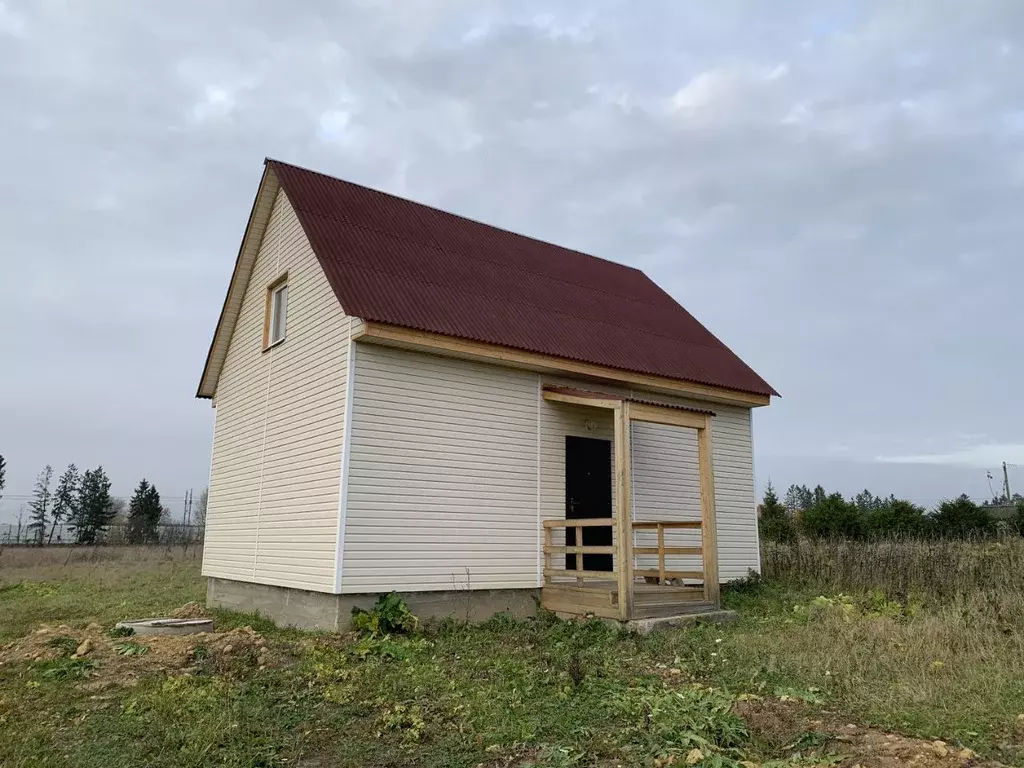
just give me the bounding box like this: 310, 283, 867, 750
0, 544, 200, 576
761, 535, 1024, 601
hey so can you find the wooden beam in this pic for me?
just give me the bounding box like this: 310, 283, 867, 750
627, 402, 709, 430
631, 520, 702, 530
613, 402, 634, 620
545, 545, 616, 555
543, 568, 619, 581
633, 546, 702, 556
543, 518, 616, 528
542, 389, 620, 411
355, 321, 771, 408
697, 425, 720, 606
632, 568, 705, 581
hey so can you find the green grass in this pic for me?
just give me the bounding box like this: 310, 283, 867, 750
0, 559, 204, 641
1, 556, 1022, 766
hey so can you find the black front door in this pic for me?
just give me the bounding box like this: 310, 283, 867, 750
565, 436, 613, 572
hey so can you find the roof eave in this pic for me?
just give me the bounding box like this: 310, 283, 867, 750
196, 163, 282, 399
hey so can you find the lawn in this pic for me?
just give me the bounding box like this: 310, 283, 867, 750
1, 545, 1022, 767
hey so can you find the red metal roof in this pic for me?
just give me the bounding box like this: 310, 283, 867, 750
268, 159, 777, 398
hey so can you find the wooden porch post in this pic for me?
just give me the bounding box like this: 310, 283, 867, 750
697, 424, 720, 606
614, 402, 634, 620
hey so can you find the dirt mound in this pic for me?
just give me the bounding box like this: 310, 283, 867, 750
0, 620, 277, 690
737, 699, 1002, 767
168, 602, 208, 619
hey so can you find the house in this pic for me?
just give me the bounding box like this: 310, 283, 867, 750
196, 159, 777, 630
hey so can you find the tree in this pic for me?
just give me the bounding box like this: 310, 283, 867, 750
864, 498, 927, 537
783, 484, 813, 513
126, 479, 162, 544
931, 495, 993, 538
49, 463, 79, 544
759, 481, 795, 542
71, 466, 114, 544
194, 487, 208, 535
853, 489, 885, 512
26, 465, 53, 545
800, 492, 864, 539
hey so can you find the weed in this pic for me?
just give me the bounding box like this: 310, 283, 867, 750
107, 625, 135, 638
45, 635, 80, 656
35, 656, 95, 682
351, 592, 419, 637
114, 641, 150, 657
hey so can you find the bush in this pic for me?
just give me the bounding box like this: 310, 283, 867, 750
758, 482, 795, 543
931, 495, 993, 537
351, 592, 420, 637
864, 499, 927, 537
800, 492, 864, 539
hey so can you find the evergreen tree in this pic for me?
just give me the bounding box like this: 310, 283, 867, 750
931, 495, 992, 538
783, 484, 813, 512
801, 492, 864, 539
73, 466, 114, 544
126, 479, 162, 544
759, 481, 795, 542
26, 465, 53, 545
864, 498, 927, 537
49, 464, 79, 544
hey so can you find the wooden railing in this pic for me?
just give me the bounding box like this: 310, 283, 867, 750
631, 520, 703, 585
542, 518, 616, 584
542, 519, 705, 586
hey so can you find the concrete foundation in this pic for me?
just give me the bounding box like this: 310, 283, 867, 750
206, 577, 540, 631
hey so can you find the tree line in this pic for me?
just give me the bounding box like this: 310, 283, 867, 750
16, 458, 167, 545
759, 482, 1024, 542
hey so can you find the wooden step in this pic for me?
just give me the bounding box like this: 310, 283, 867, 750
631, 601, 718, 620
632, 587, 704, 605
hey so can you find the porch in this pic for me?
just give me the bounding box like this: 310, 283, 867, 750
540, 386, 721, 623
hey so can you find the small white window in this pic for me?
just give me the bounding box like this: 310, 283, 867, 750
265, 276, 288, 349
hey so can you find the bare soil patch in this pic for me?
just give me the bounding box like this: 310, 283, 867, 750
737, 699, 1004, 767
0, 605, 282, 689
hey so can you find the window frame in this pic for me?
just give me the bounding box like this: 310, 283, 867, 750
263, 273, 288, 351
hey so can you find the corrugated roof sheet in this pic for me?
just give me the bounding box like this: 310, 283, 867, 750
268, 159, 777, 398
543, 386, 716, 416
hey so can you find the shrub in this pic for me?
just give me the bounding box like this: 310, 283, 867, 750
864, 499, 928, 537
931, 495, 993, 537
800, 492, 864, 539
758, 482, 795, 543
351, 592, 419, 637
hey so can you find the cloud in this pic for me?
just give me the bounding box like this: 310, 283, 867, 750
190, 85, 237, 122
0, 0, 1023, 513
0, 1, 27, 38
876, 444, 1024, 469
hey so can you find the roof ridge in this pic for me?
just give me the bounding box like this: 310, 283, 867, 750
266, 157, 646, 274
290, 204, 685, 313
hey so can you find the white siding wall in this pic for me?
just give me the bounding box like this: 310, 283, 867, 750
203, 189, 350, 593
341, 344, 538, 593
629, 393, 759, 582
342, 346, 760, 592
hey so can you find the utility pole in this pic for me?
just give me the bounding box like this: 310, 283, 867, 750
1004, 462, 1012, 503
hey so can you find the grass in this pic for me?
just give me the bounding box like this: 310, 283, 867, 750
1, 544, 1023, 766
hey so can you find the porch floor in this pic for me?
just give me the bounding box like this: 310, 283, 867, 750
541, 579, 716, 621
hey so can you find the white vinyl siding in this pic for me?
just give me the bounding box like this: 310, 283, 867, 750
203, 188, 350, 593
341, 346, 760, 593
342, 344, 538, 593
629, 393, 758, 582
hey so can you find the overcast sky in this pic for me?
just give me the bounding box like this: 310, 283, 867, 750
1, 0, 1022, 519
